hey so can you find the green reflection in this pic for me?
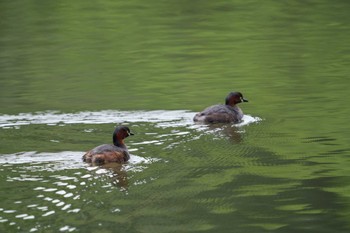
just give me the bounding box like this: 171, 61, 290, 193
1, 0, 350, 232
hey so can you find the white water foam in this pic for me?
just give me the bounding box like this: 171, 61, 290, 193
0, 110, 261, 128
0, 110, 261, 169
0, 150, 160, 171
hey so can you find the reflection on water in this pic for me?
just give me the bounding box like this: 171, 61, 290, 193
1, 0, 350, 232
0, 110, 261, 232
0, 108, 349, 232
0, 150, 163, 232
0, 149, 163, 189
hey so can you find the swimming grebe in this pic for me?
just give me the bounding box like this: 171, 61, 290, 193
193, 92, 248, 123
82, 126, 134, 165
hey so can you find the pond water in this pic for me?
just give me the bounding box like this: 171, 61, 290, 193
1, 1, 350, 232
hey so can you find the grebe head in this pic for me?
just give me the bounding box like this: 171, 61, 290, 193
113, 126, 134, 146
225, 92, 248, 106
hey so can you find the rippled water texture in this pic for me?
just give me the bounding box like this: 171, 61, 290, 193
0, 111, 261, 232
1, 0, 350, 232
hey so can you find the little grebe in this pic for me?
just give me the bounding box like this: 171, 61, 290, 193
193, 92, 248, 123
83, 126, 134, 165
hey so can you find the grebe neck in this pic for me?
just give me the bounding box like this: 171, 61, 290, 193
113, 137, 126, 149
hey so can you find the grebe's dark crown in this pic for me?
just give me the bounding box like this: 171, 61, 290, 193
225, 92, 248, 105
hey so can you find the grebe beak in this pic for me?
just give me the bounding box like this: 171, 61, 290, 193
241, 97, 248, 102
128, 131, 134, 136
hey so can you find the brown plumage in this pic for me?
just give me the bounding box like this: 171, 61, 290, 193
193, 92, 248, 124
82, 126, 134, 165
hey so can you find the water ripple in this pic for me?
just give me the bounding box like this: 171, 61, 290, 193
0, 110, 261, 129
0, 110, 261, 232
0, 151, 161, 172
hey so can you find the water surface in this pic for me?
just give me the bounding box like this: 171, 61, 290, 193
1, 0, 350, 232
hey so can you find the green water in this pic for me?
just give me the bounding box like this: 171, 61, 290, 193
1, 1, 350, 232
